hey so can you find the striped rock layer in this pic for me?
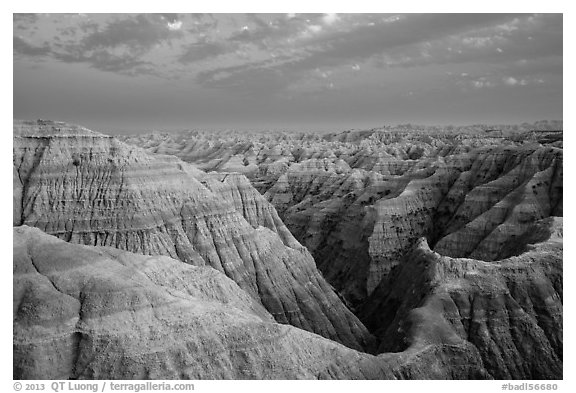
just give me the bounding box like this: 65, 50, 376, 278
13, 120, 374, 352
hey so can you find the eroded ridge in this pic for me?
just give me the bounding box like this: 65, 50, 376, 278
13, 120, 374, 351
14, 216, 561, 379
119, 127, 562, 307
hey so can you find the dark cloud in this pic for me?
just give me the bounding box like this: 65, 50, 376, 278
159, 14, 180, 23
13, 13, 563, 130
228, 18, 294, 48
291, 14, 524, 69
13, 36, 51, 57
371, 14, 563, 69
197, 60, 292, 94
15, 14, 185, 75
195, 56, 291, 89
78, 14, 182, 54
512, 56, 562, 78
14, 13, 38, 21
227, 14, 323, 49
197, 14, 561, 94
53, 49, 153, 74
13, 13, 39, 29
178, 40, 232, 63
60, 26, 78, 37
186, 14, 219, 32
78, 21, 99, 34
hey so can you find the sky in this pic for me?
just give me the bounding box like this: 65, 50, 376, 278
13, 13, 563, 133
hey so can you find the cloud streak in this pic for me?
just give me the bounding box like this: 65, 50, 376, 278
14, 14, 184, 74
14, 36, 51, 57
14, 13, 561, 86
195, 13, 560, 92
13, 13, 562, 131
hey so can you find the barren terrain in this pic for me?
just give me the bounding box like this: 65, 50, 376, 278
14, 120, 563, 379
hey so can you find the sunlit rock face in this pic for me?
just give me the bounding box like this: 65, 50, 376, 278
120, 128, 562, 308
13, 120, 374, 352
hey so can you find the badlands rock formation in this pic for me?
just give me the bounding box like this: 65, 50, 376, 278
14, 120, 563, 379
120, 127, 562, 308
14, 226, 478, 380
360, 217, 563, 380
13, 120, 373, 351
14, 217, 561, 379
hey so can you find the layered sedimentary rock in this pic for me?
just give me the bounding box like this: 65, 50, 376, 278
359, 217, 563, 379
15, 220, 561, 379
266, 145, 562, 306
14, 120, 563, 380
119, 127, 562, 308
14, 226, 492, 379
196, 172, 303, 249
368, 145, 562, 292
433, 147, 563, 259
13, 120, 373, 351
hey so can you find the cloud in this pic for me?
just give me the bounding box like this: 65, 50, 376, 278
302, 14, 526, 64
15, 14, 186, 75
197, 14, 529, 93
322, 13, 340, 25
55, 49, 153, 74
308, 25, 323, 34
14, 13, 39, 29
13, 13, 562, 91
197, 61, 293, 95
159, 14, 180, 23
461, 36, 494, 48
13, 36, 51, 56
14, 33, 155, 76
504, 76, 518, 85
502, 76, 534, 86
471, 78, 495, 89
350, 14, 561, 74
78, 14, 182, 54
455, 71, 548, 91
228, 14, 304, 47
167, 21, 183, 31
178, 40, 231, 63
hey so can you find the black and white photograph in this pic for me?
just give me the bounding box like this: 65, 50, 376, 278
8, 2, 570, 388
